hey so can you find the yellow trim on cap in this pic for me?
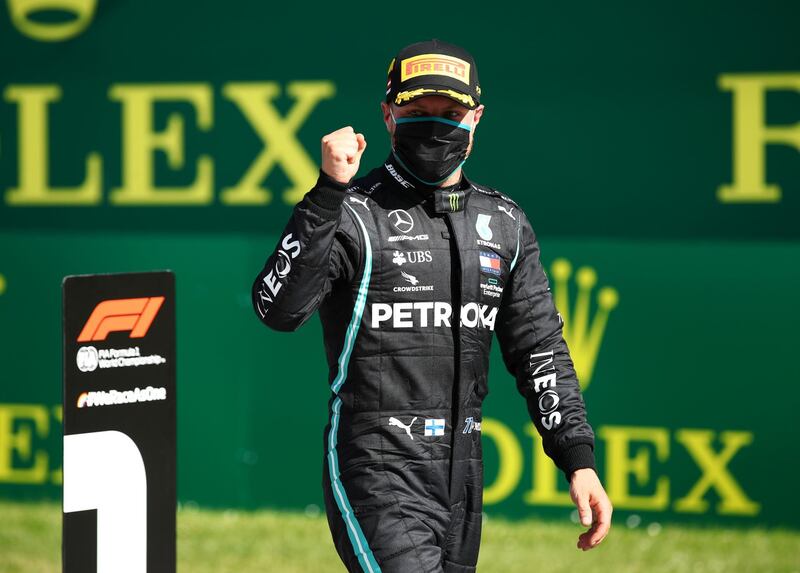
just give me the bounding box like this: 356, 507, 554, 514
394, 88, 476, 108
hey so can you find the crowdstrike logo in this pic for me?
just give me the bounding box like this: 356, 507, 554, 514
370, 302, 497, 330
401, 271, 419, 285
76, 386, 168, 408
393, 271, 434, 293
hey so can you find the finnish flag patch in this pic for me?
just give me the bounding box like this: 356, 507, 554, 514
424, 418, 446, 437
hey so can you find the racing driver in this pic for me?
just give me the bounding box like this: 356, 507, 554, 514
252, 38, 612, 572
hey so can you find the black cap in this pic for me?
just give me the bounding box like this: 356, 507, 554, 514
385, 39, 481, 110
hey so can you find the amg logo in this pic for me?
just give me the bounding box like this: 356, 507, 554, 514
370, 302, 498, 330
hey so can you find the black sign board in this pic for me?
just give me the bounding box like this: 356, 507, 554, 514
62, 271, 176, 573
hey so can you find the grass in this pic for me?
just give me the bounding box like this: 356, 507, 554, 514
0, 500, 797, 572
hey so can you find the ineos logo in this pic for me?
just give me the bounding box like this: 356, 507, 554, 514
255, 232, 302, 318
388, 209, 414, 233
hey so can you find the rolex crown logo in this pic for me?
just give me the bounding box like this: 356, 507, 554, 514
0, 273, 5, 296
449, 192, 459, 211
9, 0, 98, 42
550, 258, 618, 391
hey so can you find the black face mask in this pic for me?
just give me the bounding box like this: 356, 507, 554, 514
390, 111, 473, 186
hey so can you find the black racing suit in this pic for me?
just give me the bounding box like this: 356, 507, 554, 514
252, 152, 597, 573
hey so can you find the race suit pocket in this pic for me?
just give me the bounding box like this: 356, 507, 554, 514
350, 499, 418, 564
469, 357, 489, 401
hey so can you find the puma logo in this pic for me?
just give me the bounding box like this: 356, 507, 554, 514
349, 195, 370, 209
388, 416, 417, 440
498, 205, 515, 220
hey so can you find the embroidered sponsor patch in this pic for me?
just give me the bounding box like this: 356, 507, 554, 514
479, 251, 502, 276
424, 418, 446, 436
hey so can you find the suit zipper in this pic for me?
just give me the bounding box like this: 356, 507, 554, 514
443, 211, 462, 501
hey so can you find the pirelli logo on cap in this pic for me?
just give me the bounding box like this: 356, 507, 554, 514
400, 53, 470, 85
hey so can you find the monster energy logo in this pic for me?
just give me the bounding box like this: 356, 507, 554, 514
449, 192, 459, 211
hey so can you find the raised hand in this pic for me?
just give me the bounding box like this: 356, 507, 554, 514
321, 126, 367, 185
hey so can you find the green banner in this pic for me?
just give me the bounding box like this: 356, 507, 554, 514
0, 1, 798, 238
0, 232, 797, 527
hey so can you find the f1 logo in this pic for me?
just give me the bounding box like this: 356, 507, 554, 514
77, 297, 165, 342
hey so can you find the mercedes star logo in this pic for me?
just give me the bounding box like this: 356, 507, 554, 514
388, 209, 414, 233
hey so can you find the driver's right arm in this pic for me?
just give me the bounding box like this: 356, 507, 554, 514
251, 127, 366, 332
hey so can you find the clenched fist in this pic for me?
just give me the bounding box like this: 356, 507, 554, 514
321, 126, 367, 185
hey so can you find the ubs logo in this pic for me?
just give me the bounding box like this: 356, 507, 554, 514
392, 250, 433, 266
